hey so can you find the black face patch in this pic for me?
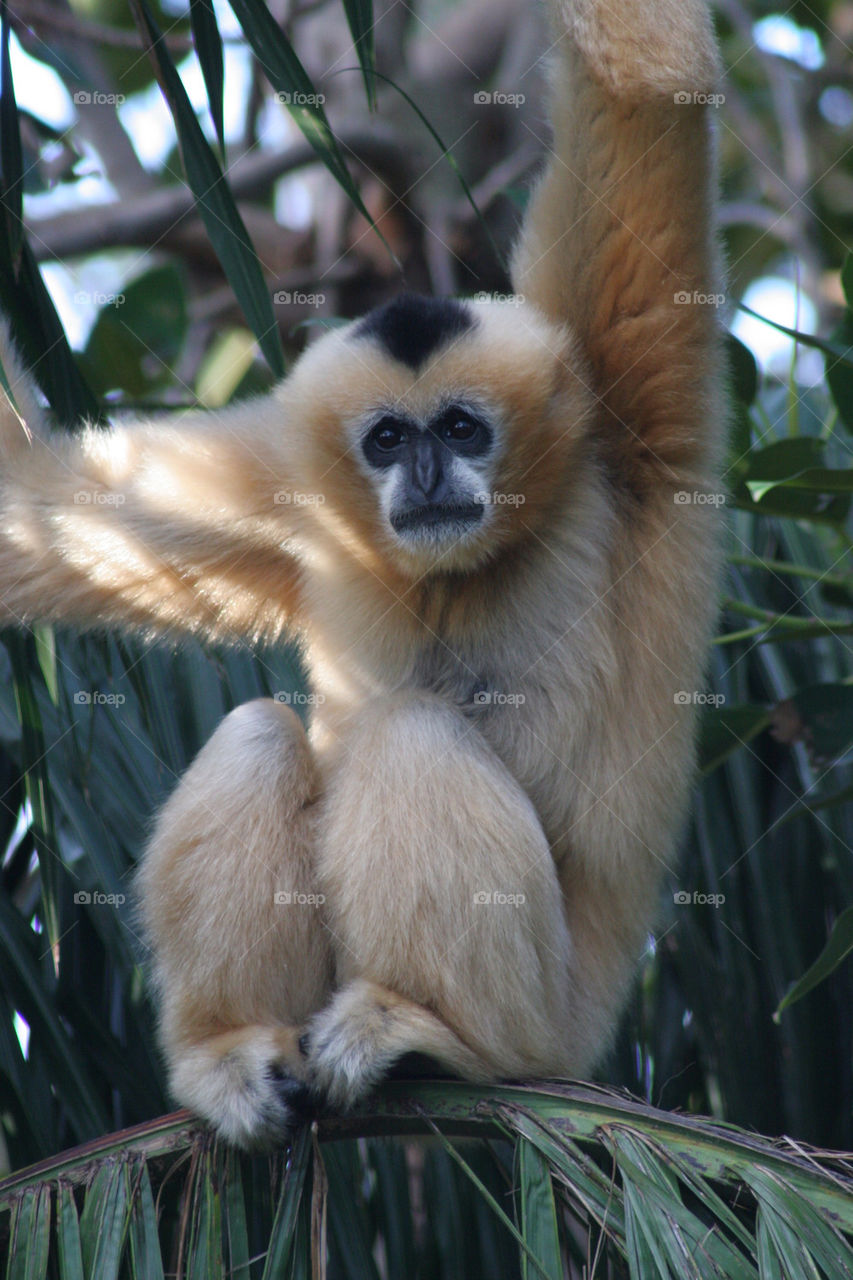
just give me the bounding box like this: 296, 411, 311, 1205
353, 293, 477, 370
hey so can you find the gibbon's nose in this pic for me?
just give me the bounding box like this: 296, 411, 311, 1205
411, 438, 440, 499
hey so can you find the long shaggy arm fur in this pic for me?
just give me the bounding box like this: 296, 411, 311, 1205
0, 333, 303, 640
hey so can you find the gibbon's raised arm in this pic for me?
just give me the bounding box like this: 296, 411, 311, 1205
512, 0, 723, 485
0, 334, 304, 640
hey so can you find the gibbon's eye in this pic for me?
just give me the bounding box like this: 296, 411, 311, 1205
443, 418, 478, 444
362, 417, 412, 469
431, 407, 492, 456
372, 423, 407, 451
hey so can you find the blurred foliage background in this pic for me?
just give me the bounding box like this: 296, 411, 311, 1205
0, 0, 852, 1264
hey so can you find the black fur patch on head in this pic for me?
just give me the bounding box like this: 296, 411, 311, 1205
353, 293, 477, 370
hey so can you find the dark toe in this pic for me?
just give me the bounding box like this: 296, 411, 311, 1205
268, 1069, 318, 1116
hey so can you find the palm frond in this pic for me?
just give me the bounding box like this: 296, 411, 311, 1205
2, 1083, 852, 1279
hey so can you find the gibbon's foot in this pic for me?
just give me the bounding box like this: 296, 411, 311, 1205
268, 1066, 319, 1116
170, 1025, 313, 1150
305, 979, 491, 1110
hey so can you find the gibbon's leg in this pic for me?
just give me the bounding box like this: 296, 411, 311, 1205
137, 699, 333, 1148
306, 694, 574, 1107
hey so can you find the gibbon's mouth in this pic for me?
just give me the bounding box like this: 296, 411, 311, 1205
390, 503, 484, 534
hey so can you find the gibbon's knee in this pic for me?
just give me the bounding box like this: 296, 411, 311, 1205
138, 698, 333, 1138
316, 695, 573, 1079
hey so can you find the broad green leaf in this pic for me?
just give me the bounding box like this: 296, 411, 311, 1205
196, 327, 258, 407
826, 311, 853, 431
324, 1142, 381, 1280
727, 332, 758, 407
79, 1163, 130, 1280
6, 1184, 51, 1280
0, 0, 23, 261
261, 1127, 312, 1280
126, 1163, 165, 1280
81, 263, 188, 398
776, 906, 853, 1017
190, 0, 225, 155
128, 0, 284, 377
698, 704, 771, 773
789, 682, 853, 762
187, 1145, 223, 1276
222, 1150, 250, 1280
748, 467, 853, 497
743, 437, 825, 486
517, 1138, 562, 1280
739, 301, 853, 369
841, 252, 853, 306
340, 0, 376, 108
56, 1183, 84, 1280
0, 240, 100, 425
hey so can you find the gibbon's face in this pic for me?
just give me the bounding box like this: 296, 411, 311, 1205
284, 294, 590, 576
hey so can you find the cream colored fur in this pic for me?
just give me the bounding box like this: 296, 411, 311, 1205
0, 0, 725, 1146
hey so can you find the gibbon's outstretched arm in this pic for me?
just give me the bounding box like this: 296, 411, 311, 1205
0, 330, 304, 639
513, 0, 722, 484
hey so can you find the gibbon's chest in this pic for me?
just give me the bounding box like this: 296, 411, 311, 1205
301, 540, 612, 809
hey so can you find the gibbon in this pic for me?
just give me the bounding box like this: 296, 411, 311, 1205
0, 0, 724, 1147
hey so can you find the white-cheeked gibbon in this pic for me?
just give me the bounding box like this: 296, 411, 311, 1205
0, 0, 724, 1147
